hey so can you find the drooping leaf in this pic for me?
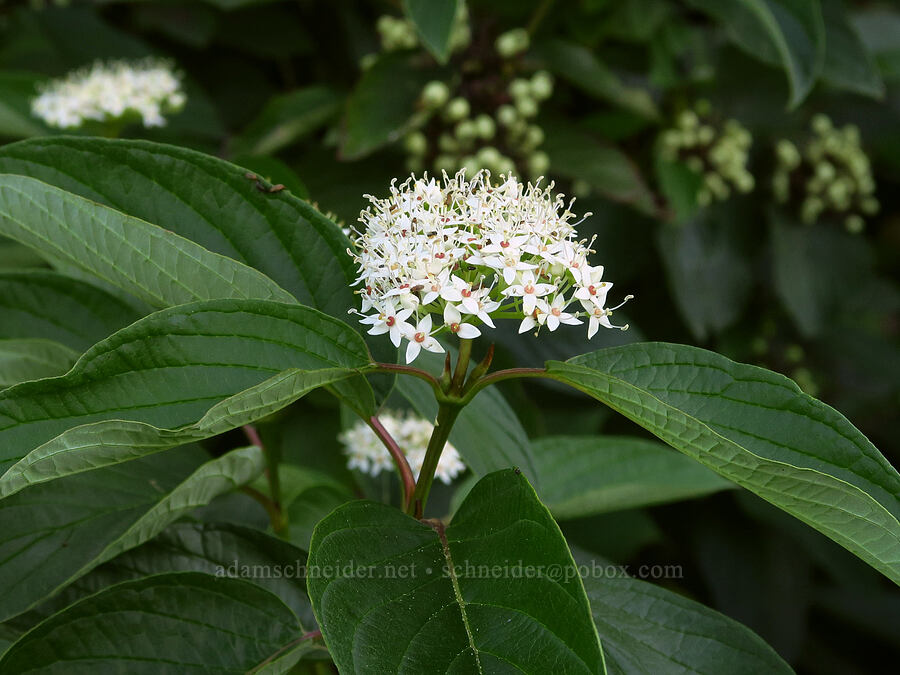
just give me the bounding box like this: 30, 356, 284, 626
0, 446, 263, 621
233, 86, 343, 156
580, 555, 792, 674
308, 469, 604, 673
404, 0, 459, 64
0, 271, 141, 351
0, 367, 356, 499
533, 39, 659, 119
340, 53, 434, 160
657, 215, 754, 341
0, 174, 295, 308
0, 572, 310, 674
820, 0, 884, 98
543, 121, 659, 216
533, 435, 733, 519
14, 522, 316, 632
0, 339, 78, 389
0, 299, 373, 476
0, 137, 355, 319
548, 342, 900, 584
686, 0, 825, 108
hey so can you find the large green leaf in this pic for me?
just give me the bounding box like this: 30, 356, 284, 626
308, 469, 604, 673
548, 342, 900, 584
395, 349, 540, 487
580, 556, 791, 674
0, 572, 309, 674
0, 339, 78, 389
533, 435, 733, 519
0, 367, 356, 499
820, 0, 884, 98
0, 271, 140, 351
233, 86, 343, 156
0, 299, 373, 476
686, 0, 825, 108
0, 174, 295, 308
340, 53, 434, 160
404, 0, 458, 64
0, 137, 356, 319
0, 446, 263, 621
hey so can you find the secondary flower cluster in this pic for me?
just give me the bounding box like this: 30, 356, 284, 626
773, 114, 878, 233
339, 410, 466, 484
31, 58, 185, 130
374, 5, 471, 56
659, 103, 755, 206
349, 170, 631, 363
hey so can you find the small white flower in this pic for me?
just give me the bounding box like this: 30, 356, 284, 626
503, 270, 556, 314
545, 295, 582, 331
443, 304, 481, 339
402, 314, 445, 363
359, 301, 413, 348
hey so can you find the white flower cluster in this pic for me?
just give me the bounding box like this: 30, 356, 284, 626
349, 170, 631, 363
31, 59, 186, 129
339, 411, 466, 484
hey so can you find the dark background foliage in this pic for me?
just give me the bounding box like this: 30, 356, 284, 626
1, 1, 898, 672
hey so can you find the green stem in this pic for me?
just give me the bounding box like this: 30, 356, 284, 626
244, 424, 289, 538
450, 338, 473, 393
407, 401, 462, 518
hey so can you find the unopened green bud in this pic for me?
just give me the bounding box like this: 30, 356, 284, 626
685, 156, 704, 173
515, 96, 538, 118
696, 187, 712, 206
678, 110, 699, 130
697, 125, 715, 145
495, 156, 517, 176
523, 124, 545, 150
735, 171, 755, 193
776, 139, 800, 169
528, 150, 550, 176
785, 344, 805, 363
455, 119, 476, 141
845, 214, 865, 234
530, 71, 554, 100
496, 104, 517, 127
359, 53, 378, 70
460, 155, 480, 176
815, 161, 835, 182
434, 154, 457, 173
509, 78, 531, 100
474, 114, 496, 139
477, 145, 502, 167
572, 179, 591, 197
694, 99, 712, 116
438, 133, 457, 153
444, 97, 470, 122
495, 28, 529, 58
812, 113, 832, 136
773, 171, 790, 202
801, 196, 823, 224
421, 80, 450, 108
861, 196, 879, 215
403, 131, 427, 156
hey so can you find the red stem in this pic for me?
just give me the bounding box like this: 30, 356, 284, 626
368, 415, 417, 512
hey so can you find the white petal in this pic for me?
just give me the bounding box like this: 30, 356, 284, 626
503, 267, 517, 284
518, 316, 536, 334
546, 314, 560, 331
423, 338, 445, 354
405, 341, 421, 363
444, 304, 462, 324
457, 323, 481, 338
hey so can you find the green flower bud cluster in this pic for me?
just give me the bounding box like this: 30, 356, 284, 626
403, 30, 554, 180
773, 114, 878, 233
374, 4, 470, 56
659, 103, 755, 206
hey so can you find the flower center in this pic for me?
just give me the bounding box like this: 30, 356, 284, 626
431, 284, 439, 292
588, 285, 596, 295
449, 322, 460, 333
551, 307, 562, 317
523, 283, 535, 294
414, 332, 426, 343
385, 316, 395, 327
500, 240, 510, 248
461, 289, 472, 298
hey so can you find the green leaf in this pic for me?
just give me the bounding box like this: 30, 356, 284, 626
0, 72, 47, 139
308, 469, 604, 673
0, 271, 140, 351
532, 39, 659, 119
340, 53, 434, 160
548, 342, 900, 584
0, 572, 309, 674
232, 154, 309, 199
0, 367, 357, 498
657, 215, 754, 340
0, 174, 295, 308
533, 435, 733, 519
820, 0, 884, 98
0, 445, 262, 621
543, 121, 659, 216
395, 350, 540, 486
18, 522, 316, 631
233, 86, 343, 156
0, 137, 356, 319
0, 299, 373, 476
0, 339, 78, 389
580, 556, 792, 674
686, 0, 825, 108
404, 0, 458, 64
